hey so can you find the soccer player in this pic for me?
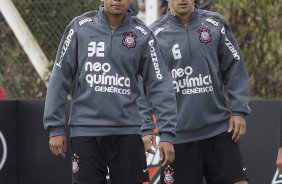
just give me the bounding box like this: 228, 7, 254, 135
43, 0, 177, 184
141, 0, 251, 183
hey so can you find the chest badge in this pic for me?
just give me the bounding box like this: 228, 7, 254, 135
122, 32, 137, 49
163, 165, 174, 184
72, 153, 80, 174
197, 27, 212, 44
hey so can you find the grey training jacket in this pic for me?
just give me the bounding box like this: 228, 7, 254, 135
43, 6, 177, 143
140, 7, 251, 144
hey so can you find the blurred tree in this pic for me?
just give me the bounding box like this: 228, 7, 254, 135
212, 0, 282, 98
0, 0, 100, 98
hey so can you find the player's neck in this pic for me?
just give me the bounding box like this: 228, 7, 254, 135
105, 13, 126, 28
178, 14, 190, 27
171, 7, 195, 27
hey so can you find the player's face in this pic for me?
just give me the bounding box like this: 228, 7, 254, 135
103, 0, 132, 16
169, 0, 194, 16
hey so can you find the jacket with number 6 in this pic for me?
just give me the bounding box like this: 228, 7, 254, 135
140, 7, 251, 144
43, 6, 177, 143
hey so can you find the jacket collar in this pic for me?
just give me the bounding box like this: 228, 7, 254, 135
98, 5, 133, 27
166, 5, 199, 26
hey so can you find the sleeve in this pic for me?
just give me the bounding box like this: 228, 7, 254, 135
139, 33, 177, 143
137, 76, 156, 136
43, 20, 78, 137
217, 18, 251, 116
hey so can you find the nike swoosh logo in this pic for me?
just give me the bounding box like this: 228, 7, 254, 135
90, 35, 99, 38
243, 167, 247, 171
143, 168, 148, 172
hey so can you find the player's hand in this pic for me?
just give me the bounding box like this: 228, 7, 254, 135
159, 141, 175, 167
142, 135, 157, 154
277, 147, 282, 174
49, 135, 67, 158
228, 115, 246, 142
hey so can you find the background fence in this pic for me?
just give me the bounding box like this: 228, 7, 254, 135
0, 0, 281, 99
0, 0, 100, 98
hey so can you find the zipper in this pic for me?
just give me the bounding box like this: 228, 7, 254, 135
109, 32, 113, 57
186, 27, 192, 58
108, 23, 120, 57
173, 15, 193, 58
107, 24, 114, 57
107, 14, 128, 57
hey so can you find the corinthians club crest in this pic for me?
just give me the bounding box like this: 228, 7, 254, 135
197, 27, 212, 44
72, 153, 80, 174
163, 165, 174, 184
122, 32, 137, 49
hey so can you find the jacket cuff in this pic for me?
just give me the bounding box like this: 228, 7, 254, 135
142, 129, 155, 137
49, 127, 65, 137
231, 111, 247, 117
159, 132, 174, 144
